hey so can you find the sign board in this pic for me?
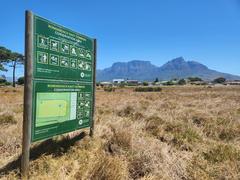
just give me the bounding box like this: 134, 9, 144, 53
22, 11, 96, 177
25, 13, 96, 142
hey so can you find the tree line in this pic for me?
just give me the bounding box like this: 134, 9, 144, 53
0, 46, 24, 87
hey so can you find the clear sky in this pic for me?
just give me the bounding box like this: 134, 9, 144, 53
1, 0, 240, 75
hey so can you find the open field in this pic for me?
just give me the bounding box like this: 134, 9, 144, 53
0, 86, 240, 179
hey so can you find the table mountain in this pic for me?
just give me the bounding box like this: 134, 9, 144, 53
97, 57, 240, 81
97, 60, 159, 81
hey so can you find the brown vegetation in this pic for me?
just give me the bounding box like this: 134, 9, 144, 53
0, 86, 240, 179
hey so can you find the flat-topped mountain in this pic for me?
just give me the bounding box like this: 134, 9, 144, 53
97, 60, 159, 81
97, 57, 240, 81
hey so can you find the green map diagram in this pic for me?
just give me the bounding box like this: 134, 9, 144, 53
36, 92, 77, 127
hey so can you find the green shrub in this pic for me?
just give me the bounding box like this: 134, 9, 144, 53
142, 81, 148, 86
188, 77, 203, 82
119, 83, 125, 88
134, 86, 162, 92
17, 76, 24, 85
4, 82, 11, 86
104, 86, 115, 92
162, 81, 175, 86
0, 77, 7, 84
153, 87, 162, 91
0, 78, 11, 86
178, 79, 186, 85
213, 77, 226, 84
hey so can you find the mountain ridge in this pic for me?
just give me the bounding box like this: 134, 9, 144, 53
97, 57, 240, 81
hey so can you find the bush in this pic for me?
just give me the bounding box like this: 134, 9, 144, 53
0, 78, 11, 86
142, 81, 148, 86
163, 81, 175, 86
104, 86, 115, 92
4, 82, 11, 86
134, 87, 162, 92
0, 77, 7, 84
188, 77, 202, 82
213, 77, 226, 84
119, 83, 125, 88
178, 79, 186, 85
17, 76, 24, 85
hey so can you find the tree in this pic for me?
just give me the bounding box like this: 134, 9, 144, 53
178, 79, 186, 85
0, 77, 7, 84
188, 77, 202, 82
0, 46, 24, 87
172, 78, 178, 81
0, 64, 6, 71
213, 77, 226, 84
154, 77, 159, 83
17, 76, 24, 85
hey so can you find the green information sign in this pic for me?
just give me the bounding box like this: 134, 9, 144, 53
30, 14, 95, 141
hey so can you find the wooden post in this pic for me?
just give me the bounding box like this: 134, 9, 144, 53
21, 10, 33, 178
89, 39, 97, 137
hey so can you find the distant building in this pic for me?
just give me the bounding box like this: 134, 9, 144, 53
100, 81, 112, 87
113, 79, 125, 84
226, 81, 240, 85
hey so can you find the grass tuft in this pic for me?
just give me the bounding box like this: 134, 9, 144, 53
203, 144, 240, 164
117, 105, 135, 117
145, 116, 164, 137
87, 154, 128, 180
129, 152, 152, 179
105, 125, 132, 154
0, 113, 16, 125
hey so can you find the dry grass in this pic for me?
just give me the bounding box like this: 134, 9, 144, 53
0, 85, 240, 179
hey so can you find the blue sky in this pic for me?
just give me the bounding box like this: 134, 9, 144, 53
1, 0, 240, 75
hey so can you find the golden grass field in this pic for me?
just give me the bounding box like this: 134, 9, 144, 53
0, 86, 240, 179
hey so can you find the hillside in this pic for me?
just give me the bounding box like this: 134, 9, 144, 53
97, 57, 240, 81
97, 60, 159, 81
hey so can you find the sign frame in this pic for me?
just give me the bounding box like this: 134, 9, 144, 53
21, 10, 96, 177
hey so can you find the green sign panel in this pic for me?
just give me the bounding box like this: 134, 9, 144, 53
31, 15, 95, 141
